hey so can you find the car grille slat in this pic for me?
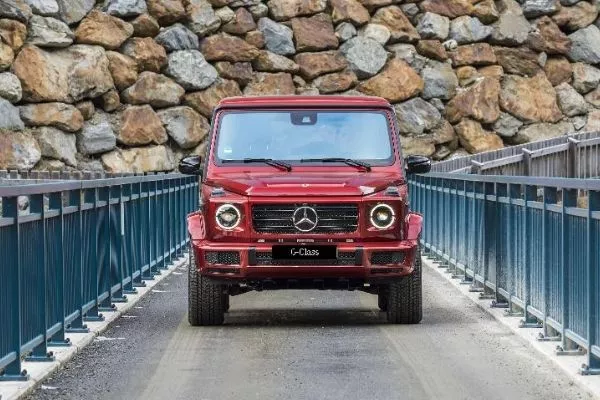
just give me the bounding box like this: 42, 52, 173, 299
252, 204, 358, 234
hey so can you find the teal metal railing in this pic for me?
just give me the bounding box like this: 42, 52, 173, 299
0, 173, 198, 381
409, 173, 600, 374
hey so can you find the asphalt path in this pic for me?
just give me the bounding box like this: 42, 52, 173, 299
26, 263, 591, 400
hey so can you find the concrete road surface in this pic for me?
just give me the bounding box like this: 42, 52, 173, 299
27, 263, 591, 400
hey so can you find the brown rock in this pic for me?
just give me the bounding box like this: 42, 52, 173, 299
494, 47, 541, 77
222, 7, 256, 35
420, 0, 474, 19
245, 30, 264, 48
75, 10, 134, 50
201, 33, 259, 62
185, 79, 242, 117
371, 6, 419, 44
473, 0, 499, 24
358, 59, 423, 103
157, 106, 208, 149
294, 50, 347, 79
75, 101, 95, 120
359, 0, 392, 10
432, 120, 456, 144
416, 40, 447, 61
330, 0, 369, 26
552, 2, 597, 31
313, 70, 357, 93
446, 77, 501, 124
0, 130, 41, 170
450, 43, 497, 67
267, 0, 327, 21
585, 109, 600, 131
118, 105, 168, 146
478, 65, 504, 80
400, 135, 435, 157
19, 102, 84, 132
544, 56, 572, 86
252, 50, 299, 72
97, 89, 120, 112
528, 16, 570, 55
12, 45, 114, 103
106, 51, 138, 91
0, 42, 13, 70
214, 62, 253, 87
456, 66, 479, 86
131, 14, 160, 37
291, 13, 338, 52
121, 71, 185, 108
584, 87, 600, 108
147, 0, 186, 25
243, 72, 295, 95
102, 145, 175, 173
121, 37, 167, 72
0, 18, 27, 50
455, 118, 504, 154
500, 73, 563, 123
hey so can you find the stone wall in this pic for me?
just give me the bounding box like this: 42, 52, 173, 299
1, 0, 600, 172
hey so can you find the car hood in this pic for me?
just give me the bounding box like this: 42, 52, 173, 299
207, 171, 403, 197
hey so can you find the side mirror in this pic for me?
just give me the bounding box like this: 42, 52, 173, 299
405, 155, 431, 174
179, 155, 202, 176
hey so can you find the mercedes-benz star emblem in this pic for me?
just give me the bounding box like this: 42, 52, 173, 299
292, 206, 319, 232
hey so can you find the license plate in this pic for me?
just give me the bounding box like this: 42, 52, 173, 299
272, 245, 337, 260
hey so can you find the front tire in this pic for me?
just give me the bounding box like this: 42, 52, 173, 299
386, 245, 423, 324
188, 247, 226, 326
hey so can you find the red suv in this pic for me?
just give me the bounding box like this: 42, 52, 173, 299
179, 96, 431, 325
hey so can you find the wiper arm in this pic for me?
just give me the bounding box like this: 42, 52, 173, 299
300, 158, 372, 172
222, 158, 292, 172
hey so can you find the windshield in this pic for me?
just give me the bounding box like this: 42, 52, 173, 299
214, 110, 394, 166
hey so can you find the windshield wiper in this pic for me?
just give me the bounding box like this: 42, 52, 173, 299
300, 158, 372, 172
222, 158, 292, 172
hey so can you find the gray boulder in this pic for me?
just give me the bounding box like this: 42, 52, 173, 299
258, 17, 295, 56
421, 62, 458, 100
555, 82, 588, 117
0, 72, 22, 103
0, 0, 32, 22
55, 0, 95, 24
394, 98, 442, 135
340, 37, 387, 79
186, 0, 220, 36
335, 22, 356, 42
27, 15, 74, 48
416, 12, 449, 41
492, 112, 523, 137
77, 112, 116, 155
568, 25, 600, 64
449, 16, 492, 44
103, 0, 147, 18
572, 63, 600, 94
0, 98, 24, 130
518, 121, 574, 141
490, 0, 530, 46
157, 106, 208, 149
522, 0, 560, 18
165, 50, 218, 91
155, 24, 199, 52
34, 126, 77, 166
25, 0, 59, 17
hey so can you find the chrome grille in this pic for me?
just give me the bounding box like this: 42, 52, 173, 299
252, 204, 359, 234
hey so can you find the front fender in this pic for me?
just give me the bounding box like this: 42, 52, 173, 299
404, 212, 423, 242
187, 211, 206, 241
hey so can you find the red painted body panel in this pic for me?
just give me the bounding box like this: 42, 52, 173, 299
186, 96, 423, 282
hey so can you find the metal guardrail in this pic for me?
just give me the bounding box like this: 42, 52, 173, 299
0, 173, 199, 381
408, 173, 600, 374
432, 131, 600, 178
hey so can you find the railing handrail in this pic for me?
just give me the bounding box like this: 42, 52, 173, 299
422, 173, 600, 191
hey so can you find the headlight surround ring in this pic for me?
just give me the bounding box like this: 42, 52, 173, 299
215, 203, 241, 230
370, 203, 395, 230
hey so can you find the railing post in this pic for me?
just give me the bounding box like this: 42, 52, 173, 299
522, 148, 533, 177
539, 187, 558, 340
520, 184, 542, 327
582, 189, 600, 374
567, 138, 579, 178
0, 196, 28, 381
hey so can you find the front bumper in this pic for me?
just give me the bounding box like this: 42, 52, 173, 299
191, 239, 419, 281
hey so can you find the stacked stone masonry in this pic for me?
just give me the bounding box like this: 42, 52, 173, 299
1, 0, 600, 172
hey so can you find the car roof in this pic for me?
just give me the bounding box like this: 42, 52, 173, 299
216, 95, 392, 110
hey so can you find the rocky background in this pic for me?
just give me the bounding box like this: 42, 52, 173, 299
1, 0, 600, 173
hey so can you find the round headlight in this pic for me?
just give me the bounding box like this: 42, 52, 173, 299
370, 204, 395, 229
216, 204, 241, 230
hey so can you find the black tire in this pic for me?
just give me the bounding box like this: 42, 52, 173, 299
223, 292, 230, 312
188, 247, 225, 326
378, 292, 388, 312
386, 245, 422, 324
